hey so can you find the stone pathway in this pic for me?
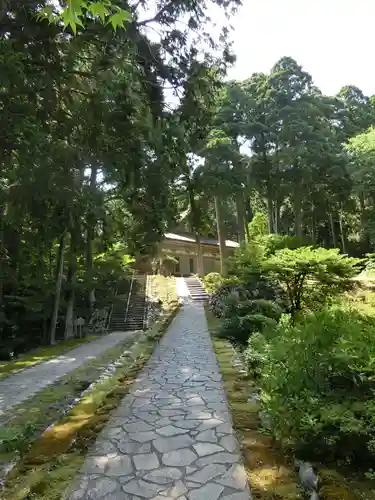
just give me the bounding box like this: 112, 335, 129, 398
65, 303, 251, 500
0, 331, 134, 414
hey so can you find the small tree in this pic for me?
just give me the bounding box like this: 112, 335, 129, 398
248, 212, 269, 240
264, 246, 360, 317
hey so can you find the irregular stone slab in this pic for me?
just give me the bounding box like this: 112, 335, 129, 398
195, 429, 217, 443
122, 479, 164, 498
193, 443, 224, 457
153, 434, 194, 453
196, 452, 239, 467
186, 464, 226, 484
188, 483, 224, 500
156, 425, 190, 436
129, 431, 159, 443
123, 421, 153, 433
133, 453, 159, 471
162, 449, 197, 467
220, 435, 238, 453
116, 441, 151, 455
174, 420, 201, 429
106, 456, 133, 477
88, 477, 118, 499
144, 468, 182, 485
216, 464, 248, 490
161, 479, 188, 497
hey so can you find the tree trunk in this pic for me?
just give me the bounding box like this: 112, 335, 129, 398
86, 165, 98, 318
311, 208, 317, 244
195, 233, 204, 276
274, 199, 281, 234
214, 196, 227, 276
293, 196, 303, 239
359, 192, 370, 246
64, 229, 78, 340
339, 212, 347, 254
267, 196, 274, 234
359, 191, 366, 230
49, 231, 67, 345
245, 196, 253, 224
329, 212, 338, 248
235, 192, 246, 244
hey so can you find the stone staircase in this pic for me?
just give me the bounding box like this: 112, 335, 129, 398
108, 275, 147, 332
183, 276, 209, 301
123, 274, 147, 331
108, 279, 131, 332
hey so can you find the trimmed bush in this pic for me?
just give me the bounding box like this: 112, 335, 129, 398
218, 312, 277, 345
202, 272, 224, 294
254, 306, 375, 463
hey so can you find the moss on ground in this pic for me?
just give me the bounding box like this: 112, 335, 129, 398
0, 336, 98, 379
204, 307, 375, 500
148, 275, 178, 304
2, 301, 180, 500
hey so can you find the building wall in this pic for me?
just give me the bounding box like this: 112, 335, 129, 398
160, 239, 226, 275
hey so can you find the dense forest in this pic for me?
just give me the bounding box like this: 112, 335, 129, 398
0, 0, 239, 352
2, 0, 375, 355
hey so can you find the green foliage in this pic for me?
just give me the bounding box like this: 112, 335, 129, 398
264, 246, 360, 316
40, 1, 131, 33
248, 212, 269, 240
202, 272, 225, 294
218, 311, 277, 345
263, 234, 307, 255
254, 306, 375, 463
0, 0, 240, 351
229, 241, 266, 276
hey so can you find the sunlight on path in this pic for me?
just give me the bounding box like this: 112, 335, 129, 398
0, 332, 133, 414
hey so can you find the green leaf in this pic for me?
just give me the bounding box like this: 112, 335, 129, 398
88, 2, 110, 21
37, 5, 55, 23
62, 8, 84, 33
108, 8, 131, 30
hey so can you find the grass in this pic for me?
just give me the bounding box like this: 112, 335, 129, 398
148, 275, 178, 304
1, 293, 180, 500
0, 335, 98, 380
205, 306, 375, 500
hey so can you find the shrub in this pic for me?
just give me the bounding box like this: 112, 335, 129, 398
202, 272, 224, 294
209, 282, 246, 318
264, 246, 361, 317
255, 306, 375, 463
263, 234, 307, 255
230, 298, 283, 322
248, 211, 269, 240
218, 312, 277, 345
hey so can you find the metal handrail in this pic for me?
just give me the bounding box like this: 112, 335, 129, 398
124, 272, 135, 325
142, 274, 149, 330
105, 281, 118, 332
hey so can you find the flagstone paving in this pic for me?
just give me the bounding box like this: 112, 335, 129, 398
64, 302, 251, 500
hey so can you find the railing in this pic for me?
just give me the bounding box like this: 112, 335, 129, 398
124, 272, 135, 325
105, 281, 118, 332
142, 274, 149, 330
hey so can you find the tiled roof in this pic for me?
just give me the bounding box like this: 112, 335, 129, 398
164, 232, 239, 248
